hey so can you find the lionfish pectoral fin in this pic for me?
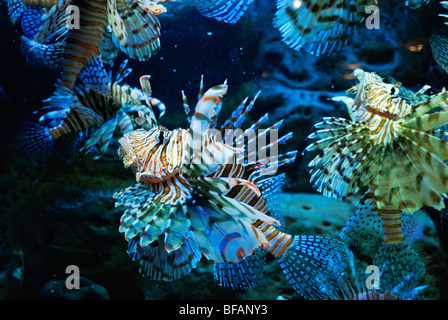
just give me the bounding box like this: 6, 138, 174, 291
138, 75, 158, 128
78, 56, 112, 98
108, 0, 163, 60
214, 248, 266, 290
277, 235, 348, 300
127, 236, 202, 281
17, 121, 55, 161
331, 96, 355, 120
373, 241, 425, 292
338, 190, 383, 246
411, 90, 448, 117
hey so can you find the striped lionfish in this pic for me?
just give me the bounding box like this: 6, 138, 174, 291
7, 0, 170, 103
20, 60, 165, 161
274, 0, 378, 56
113, 76, 350, 299
303, 69, 448, 291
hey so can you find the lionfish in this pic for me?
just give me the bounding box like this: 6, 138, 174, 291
303, 69, 448, 290
274, 0, 378, 56
19, 60, 165, 161
7, 0, 169, 102
113, 75, 349, 299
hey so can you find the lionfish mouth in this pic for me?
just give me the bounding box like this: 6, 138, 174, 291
118, 136, 137, 169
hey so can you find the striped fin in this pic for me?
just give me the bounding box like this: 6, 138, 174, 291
277, 235, 348, 300
339, 189, 383, 246
194, 0, 254, 24
410, 90, 448, 118
305, 118, 383, 200
33, 0, 70, 44
191, 81, 228, 133
256, 173, 287, 231
373, 242, 425, 292
373, 124, 448, 211
117, 112, 134, 133
127, 235, 202, 281
333, 250, 399, 300
80, 114, 119, 159
115, 180, 188, 252
188, 202, 270, 263
20, 7, 46, 39
429, 34, 448, 75
59, 0, 108, 92
108, 0, 164, 61
7, 0, 27, 24
17, 121, 55, 161
402, 111, 448, 132
138, 75, 160, 128
20, 35, 64, 69
111, 59, 132, 84
273, 0, 360, 56
213, 248, 266, 290
181, 90, 192, 123
99, 26, 119, 64
406, 0, 430, 8
78, 55, 112, 97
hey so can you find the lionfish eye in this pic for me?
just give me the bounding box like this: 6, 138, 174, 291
158, 131, 166, 143
390, 87, 396, 95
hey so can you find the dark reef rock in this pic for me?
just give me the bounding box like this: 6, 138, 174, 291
38, 277, 110, 300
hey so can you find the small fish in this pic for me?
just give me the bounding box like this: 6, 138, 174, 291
114, 76, 349, 300
304, 69, 448, 289
273, 0, 378, 56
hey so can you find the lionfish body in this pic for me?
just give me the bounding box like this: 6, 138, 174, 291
114, 76, 349, 299
7, 0, 168, 105
304, 69, 448, 290
20, 60, 164, 160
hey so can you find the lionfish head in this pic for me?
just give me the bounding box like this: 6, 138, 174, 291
352, 69, 405, 117
118, 126, 178, 183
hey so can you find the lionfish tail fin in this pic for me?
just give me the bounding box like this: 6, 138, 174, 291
214, 248, 266, 290
17, 121, 55, 161
277, 235, 348, 300
338, 190, 383, 246
373, 242, 425, 292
